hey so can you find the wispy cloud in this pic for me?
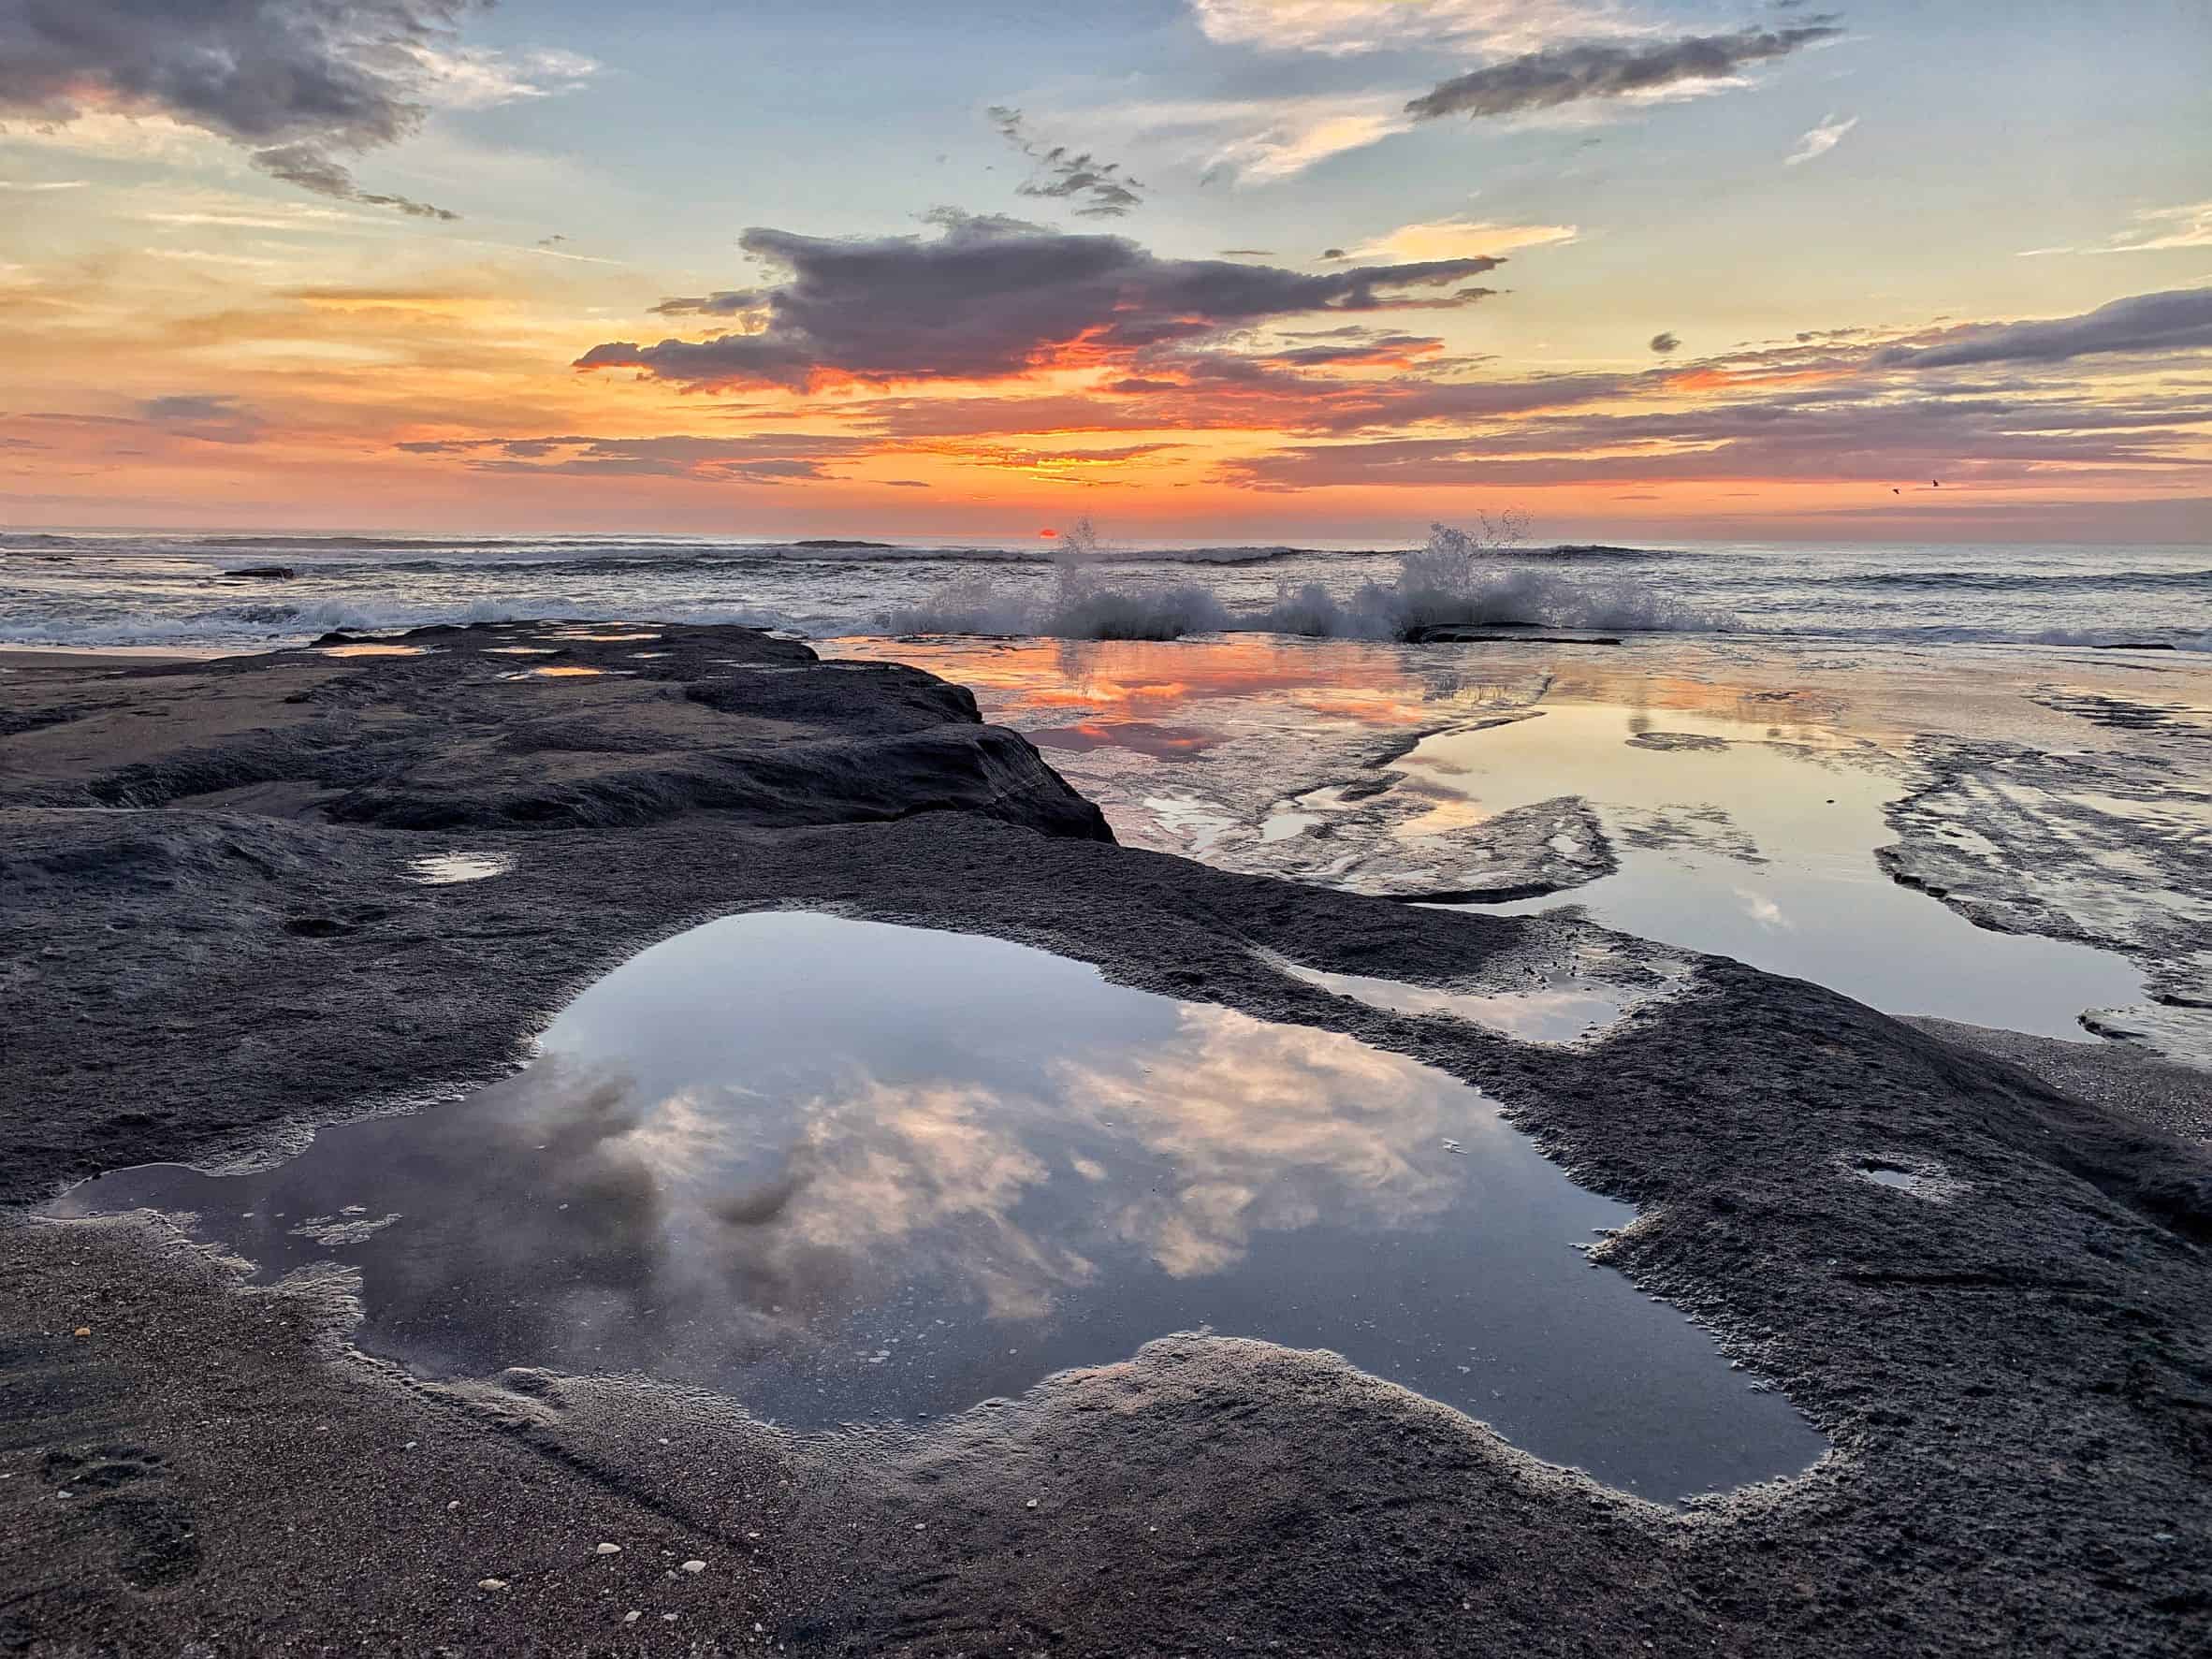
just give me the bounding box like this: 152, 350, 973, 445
1405, 22, 1843, 123
1212, 286, 2212, 490
1784, 112, 1857, 166
0, 179, 89, 192
2020, 200, 2212, 257
394, 432, 877, 486
1186, 0, 1645, 57
1072, 94, 1416, 184
1349, 217, 1579, 261
987, 108, 1145, 218
139, 394, 266, 444
1203, 104, 1406, 183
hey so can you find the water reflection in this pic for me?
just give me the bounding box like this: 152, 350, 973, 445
1262, 952, 1655, 1044
832, 637, 2149, 1040
1429, 704, 2147, 1039
49, 912, 1819, 1499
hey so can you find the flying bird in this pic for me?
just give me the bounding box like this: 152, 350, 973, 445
1932, 479, 1942, 488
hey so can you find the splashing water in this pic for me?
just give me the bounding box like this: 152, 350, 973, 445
880, 516, 1233, 640
881, 517, 1730, 642
1261, 518, 1733, 640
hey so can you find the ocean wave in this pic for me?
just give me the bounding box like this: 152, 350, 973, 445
1815, 568, 2212, 591
880, 524, 1727, 642
0, 596, 811, 649
880, 575, 1232, 641
7, 533, 1355, 574
1520, 543, 1683, 560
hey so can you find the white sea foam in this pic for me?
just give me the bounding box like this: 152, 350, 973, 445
881, 521, 1733, 642
879, 517, 1233, 640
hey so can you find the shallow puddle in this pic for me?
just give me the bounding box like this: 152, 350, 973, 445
500, 665, 618, 679
1425, 705, 2146, 1040
316, 644, 427, 658
834, 638, 2155, 1042
48, 912, 1820, 1500
1031, 721, 1222, 762
1262, 953, 1652, 1044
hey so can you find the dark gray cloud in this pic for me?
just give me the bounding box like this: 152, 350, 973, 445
577, 211, 1504, 391
1870, 286, 2212, 370
0, 0, 473, 216
1265, 333, 1445, 368
650, 291, 765, 317
252, 140, 458, 219
1218, 380, 2212, 490
138, 393, 266, 444
1649, 331, 1681, 355
1405, 21, 1842, 123
987, 107, 1143, 218
1219, 248, 1273, 257
394, 431, 877, 484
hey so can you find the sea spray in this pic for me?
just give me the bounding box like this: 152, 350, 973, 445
1260, 518, 1736, 639
883, 517, 1729, 641
880, 517, 1230, 639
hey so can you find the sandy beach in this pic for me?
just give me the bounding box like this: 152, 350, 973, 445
5, 621, 2207, 1654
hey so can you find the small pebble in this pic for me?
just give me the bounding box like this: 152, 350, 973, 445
681, 1559, 706, 1574
595, 1543, 622, 1555
623, 1611, 641, 1624
476, 1579, 507, 1592
661, 1613, 677, 1623
1025, 1498, 1039, 1509
447, 1500, 460, 1511
72, 1327, 91, 1339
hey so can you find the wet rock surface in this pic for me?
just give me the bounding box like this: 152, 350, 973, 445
0, 620, 1111, 840
3, 625, 2208, 1656
1881, 709, 2212, 1063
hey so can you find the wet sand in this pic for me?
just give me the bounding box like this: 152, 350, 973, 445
4, 622, 2208, 1655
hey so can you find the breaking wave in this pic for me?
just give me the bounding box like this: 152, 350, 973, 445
878, 517, 1234, 640
881, 522, 1729, 642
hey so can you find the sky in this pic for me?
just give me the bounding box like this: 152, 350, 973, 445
0, 0, 2206, 544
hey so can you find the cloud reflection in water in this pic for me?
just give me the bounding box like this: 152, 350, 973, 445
50, 912, 1822, 1497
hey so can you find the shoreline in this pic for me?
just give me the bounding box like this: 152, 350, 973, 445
0, 646, 222, 669
4, 621, 2206, 1654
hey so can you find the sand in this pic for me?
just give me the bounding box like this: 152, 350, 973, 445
3, 621, 2206, 1655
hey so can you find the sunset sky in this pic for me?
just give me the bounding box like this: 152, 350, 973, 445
2, 0, 2206, 543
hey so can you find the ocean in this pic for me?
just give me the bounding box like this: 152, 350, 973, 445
3, 530, 2206, 653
